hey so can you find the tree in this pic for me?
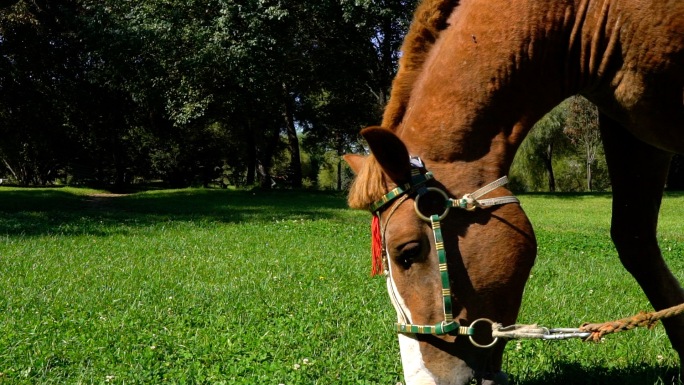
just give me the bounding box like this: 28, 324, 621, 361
0, 0, 421, 188
0, 1, 86, 185
565, 96, 602, 191
341, 0, 420, 108
0, 0, 18, 8
512, 101, 570, 192
300, 0, 419, 190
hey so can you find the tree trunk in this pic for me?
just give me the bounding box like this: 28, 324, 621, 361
586, 142, 596, 192
337, 158, 342, 191
336, 134, 346, 191
586, 160, 592, 192
257, 162, 271, 189
282, 83, 302, 188
245, 122, 257, 186
2, 157, 18, 182
544, 143, 556, 192
257, 124, 283, 189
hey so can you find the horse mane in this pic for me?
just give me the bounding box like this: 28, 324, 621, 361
381, 0, 459, 130
348, 0, 458, 210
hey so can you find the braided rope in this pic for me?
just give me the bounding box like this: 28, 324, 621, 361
579, 302, 684, 342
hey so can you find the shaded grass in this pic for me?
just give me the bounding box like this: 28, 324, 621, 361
0, 187, 683, 384
0, 188, 350, 237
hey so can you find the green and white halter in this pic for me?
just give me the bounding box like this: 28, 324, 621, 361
370, 157, 519, 347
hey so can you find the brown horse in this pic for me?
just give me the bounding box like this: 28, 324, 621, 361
344, 0, 684, 384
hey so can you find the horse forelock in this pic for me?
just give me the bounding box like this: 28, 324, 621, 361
381, 0, 459, 130
347, 156, 387, 211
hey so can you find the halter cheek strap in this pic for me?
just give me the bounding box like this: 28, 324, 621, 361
391, 215, 470, 336
371, 157, 519, 342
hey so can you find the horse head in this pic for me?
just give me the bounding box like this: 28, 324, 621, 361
346, 126, 537, 385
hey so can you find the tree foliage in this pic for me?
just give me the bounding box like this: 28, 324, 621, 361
511, 100, 570, 192
511, 97, 610, 192
0, 0, 417, 188
565, 96, 604, 191
1, 1, 680, 191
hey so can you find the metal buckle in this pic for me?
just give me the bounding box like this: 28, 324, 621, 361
414, 187, 451, 222
468, 318, 499, 349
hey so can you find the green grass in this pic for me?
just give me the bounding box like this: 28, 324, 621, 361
0, 188, 683, 384
508, 193, 684, 385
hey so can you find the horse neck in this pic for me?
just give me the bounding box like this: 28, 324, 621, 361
393, 0, 615, 191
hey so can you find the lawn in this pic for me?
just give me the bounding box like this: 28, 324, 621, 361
0, 188, 683, 384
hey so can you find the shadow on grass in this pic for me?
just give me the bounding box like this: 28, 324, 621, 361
0, 187, 352, 237
513, 363, 681, 385
5, 188, 682, 238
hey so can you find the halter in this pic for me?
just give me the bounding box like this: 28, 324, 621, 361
371, 157, 519, 347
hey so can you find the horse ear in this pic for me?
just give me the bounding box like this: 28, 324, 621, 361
361, 126, 411, 183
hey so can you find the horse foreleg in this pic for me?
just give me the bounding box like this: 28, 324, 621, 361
599, 113, 684, 373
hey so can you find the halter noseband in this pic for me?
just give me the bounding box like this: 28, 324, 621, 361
370, 157, 519, 346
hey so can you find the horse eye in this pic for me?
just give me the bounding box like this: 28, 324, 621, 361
396, 242, 421, 269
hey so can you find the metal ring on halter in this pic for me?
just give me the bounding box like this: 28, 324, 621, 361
414, 187, 451, 222
468, 318, 499, 349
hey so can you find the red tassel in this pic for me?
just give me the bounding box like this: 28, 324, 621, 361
371, 215, 383, 276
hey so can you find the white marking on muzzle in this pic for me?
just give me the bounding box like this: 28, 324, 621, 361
386, 268, 474, 385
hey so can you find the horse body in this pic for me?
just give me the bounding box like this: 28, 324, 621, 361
346, 0, 684, 384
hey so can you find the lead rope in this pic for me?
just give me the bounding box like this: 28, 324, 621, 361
579, 301, 684, 341
489, 301, 684, 342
